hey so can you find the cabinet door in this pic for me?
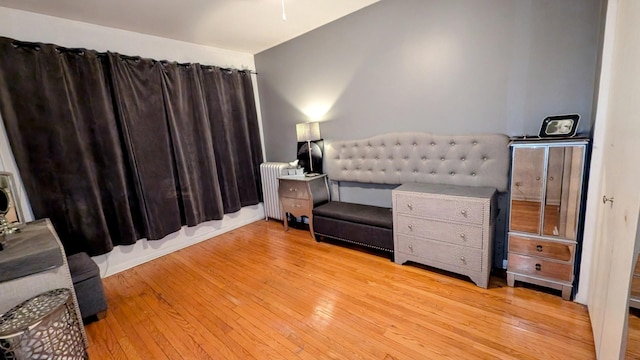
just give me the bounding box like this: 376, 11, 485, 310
510, 147, 546, 233
542, 145, 584, 239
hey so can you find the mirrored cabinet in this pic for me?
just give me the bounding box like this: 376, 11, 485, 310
506, 139, 588, 300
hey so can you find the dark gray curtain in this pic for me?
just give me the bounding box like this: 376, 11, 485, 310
0, 37, 263, 256
0, 38, 141, 255
201, 67, 263, 213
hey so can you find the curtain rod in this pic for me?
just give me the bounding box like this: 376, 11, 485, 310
9, 38, 258, 75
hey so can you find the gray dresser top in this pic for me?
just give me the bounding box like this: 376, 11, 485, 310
393, 182, 496, 199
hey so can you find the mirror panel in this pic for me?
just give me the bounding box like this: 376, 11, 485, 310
0, 171, 24, 226
542, 146, 584, 239
509, 147, 546, 233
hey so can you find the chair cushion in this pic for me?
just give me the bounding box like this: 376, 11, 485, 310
312, 201, 393, 229
67, 252, 100, 283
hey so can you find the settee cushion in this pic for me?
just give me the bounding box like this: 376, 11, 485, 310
312, 201, 392, 229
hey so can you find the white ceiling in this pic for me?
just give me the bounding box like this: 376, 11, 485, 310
0, 0, 379, 54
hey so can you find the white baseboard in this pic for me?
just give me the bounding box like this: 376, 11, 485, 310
92, 204, 265, 278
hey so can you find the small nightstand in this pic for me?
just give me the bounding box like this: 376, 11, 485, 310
278, 174, 329, 238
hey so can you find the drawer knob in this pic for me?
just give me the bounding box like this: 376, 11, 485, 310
535, 263, 542, 271
407, 224, 413, 231
408, 244, 414, 252
459, 233, 466, 240
460, 256, 466, 264
407, 203, 413, 210
289, 188, 297, 192
536, 245, 543, 252
460, 210, 467, 217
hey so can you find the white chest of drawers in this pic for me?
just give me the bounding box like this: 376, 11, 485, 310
392, 183, 497, 288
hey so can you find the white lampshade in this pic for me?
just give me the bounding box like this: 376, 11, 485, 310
296, 122, 321, 142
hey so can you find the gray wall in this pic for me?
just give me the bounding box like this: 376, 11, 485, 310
256, 0, 603, 163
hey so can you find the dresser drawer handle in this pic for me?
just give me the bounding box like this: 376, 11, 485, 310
536, 245, 543, 252
289, 188, 298, 192
460, 256, 466, 264
459, 233, 466, 241
535, 263, 542, 271
408, 244, 414, 252
460, 209, 467, 217
407, 203, 413, 210
407, 224, 413, 231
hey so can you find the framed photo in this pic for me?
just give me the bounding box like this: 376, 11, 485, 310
539, 114, 580, 138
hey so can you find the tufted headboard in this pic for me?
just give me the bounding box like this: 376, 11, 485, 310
325, 132, 510, 193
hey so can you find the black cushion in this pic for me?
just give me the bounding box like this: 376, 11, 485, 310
67, 252, 100, 283
313, 201, 393, 229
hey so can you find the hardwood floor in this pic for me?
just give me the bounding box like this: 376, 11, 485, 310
85, 220, 595, 359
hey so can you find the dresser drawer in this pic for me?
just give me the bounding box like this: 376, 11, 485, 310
396, 216, 483, 249
397, 234, 482, 272
395, 193, 484, 225
281, 198, 310, 216
279, 180, 309, 200
508, 253, 573, 282
508, 235, 574, 262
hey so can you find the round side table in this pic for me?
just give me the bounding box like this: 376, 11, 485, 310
0, 288, 87, 359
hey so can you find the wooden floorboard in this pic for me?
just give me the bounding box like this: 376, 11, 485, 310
85, 220, 595, 359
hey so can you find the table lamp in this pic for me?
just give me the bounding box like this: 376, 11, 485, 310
296, 122, 321, 175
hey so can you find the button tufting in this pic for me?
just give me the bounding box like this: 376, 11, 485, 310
450, 171, 456, 175
404, 156, 409, 160
461, 157, 466, 161
413, 170, 418, 173
413, 143, 417, 147
483, 156, 488, 161
472, 141, 478, 145
441, 157, 445, 161
471, 172, 476, 176
389, 156, 393, 160
450, 141, 456, 146
431, 142, 436, 146
431, 171, 436, 175
381, 143, 385, 147
421, 156, 427, 160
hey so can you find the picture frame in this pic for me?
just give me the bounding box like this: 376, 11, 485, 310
538, 114, 580, 138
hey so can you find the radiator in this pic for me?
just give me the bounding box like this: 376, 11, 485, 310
260, 162, 289, 220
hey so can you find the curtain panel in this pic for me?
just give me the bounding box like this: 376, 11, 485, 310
0, 37, 263, 256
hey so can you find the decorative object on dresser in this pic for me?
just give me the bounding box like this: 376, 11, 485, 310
278, 174, 329, 238
0, 172, 23, 239
538, 114, 580, 138
506, 138, 588, 300
393, 183, 497, 288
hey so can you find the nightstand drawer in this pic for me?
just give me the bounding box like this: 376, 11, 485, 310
279, 180, 309, 200
508, 253, 573, 282
397, 235, 482, 272
396, 216, 483, 249
395, 193, 484, 225
508, 235, 574, 262
281, 198, 310, 215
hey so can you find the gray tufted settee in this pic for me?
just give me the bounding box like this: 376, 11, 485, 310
312, 132, 510, 260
